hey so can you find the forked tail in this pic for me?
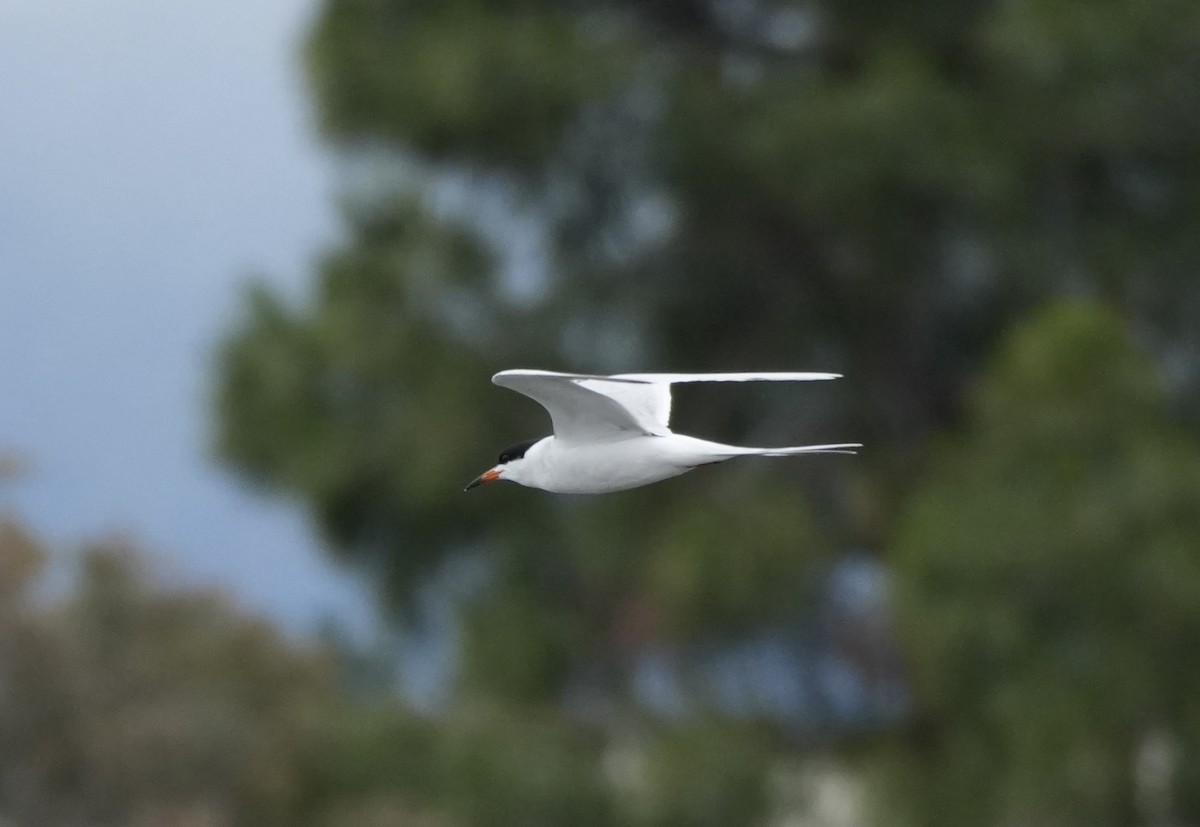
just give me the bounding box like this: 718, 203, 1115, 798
701, 441, 862, 459
738, 443, 861, 457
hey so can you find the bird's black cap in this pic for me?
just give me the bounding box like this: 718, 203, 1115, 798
497, 439, 538, 465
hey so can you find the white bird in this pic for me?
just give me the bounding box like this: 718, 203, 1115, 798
465, 370, 860, 494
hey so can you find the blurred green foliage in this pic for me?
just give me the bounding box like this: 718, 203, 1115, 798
883, 303, 1200, 825
0, 518, 334, 827
637, 725, 772, 827
211, 0, 1200, 824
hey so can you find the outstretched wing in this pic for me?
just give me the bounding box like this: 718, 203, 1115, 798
575, 376, 673, 435
601, 371, 842, 432
617, 372, 841, 384
493, 370, 844, 441
491, 370, 656, 443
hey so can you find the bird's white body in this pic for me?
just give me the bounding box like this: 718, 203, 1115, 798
507, 433, 739, 494
466, 369, 860, 495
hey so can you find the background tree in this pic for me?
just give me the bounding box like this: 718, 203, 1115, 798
219, 0, 1200, 690
879, 302, 1200, 826
0, 516, 445, 827
215, 0, 1200, 824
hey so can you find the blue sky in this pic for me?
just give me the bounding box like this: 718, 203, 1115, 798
0, 0, 373, 634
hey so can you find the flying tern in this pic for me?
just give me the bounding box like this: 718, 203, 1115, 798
465, 370, 860, 494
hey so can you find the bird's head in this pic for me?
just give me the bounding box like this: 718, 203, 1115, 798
464, 438, 541, 491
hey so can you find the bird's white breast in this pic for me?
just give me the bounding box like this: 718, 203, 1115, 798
525, 435, 702, 494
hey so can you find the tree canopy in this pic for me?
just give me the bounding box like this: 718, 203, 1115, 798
213, 0, 1200, 823
883, 302, 1200, 825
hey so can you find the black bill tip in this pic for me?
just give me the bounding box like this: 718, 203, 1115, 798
464, 467, 501, 492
